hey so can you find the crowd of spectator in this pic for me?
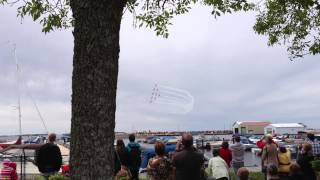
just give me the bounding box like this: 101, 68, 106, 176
113, 132, 320, 180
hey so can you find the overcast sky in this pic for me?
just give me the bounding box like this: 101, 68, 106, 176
0, 5, 320, 135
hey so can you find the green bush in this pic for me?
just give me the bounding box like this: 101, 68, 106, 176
249, 172, 265, 180
48, 175, 67, 180
35, 176, 45, 180
312, 160, 320, 172
35, 175, 66, 180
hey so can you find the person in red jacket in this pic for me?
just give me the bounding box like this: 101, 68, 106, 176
61, 164, 70, 177
0, 159, 18, 180
219, 141, 232, 167
257, 136, 266, 149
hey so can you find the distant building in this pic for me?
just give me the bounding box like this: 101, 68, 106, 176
232, 121, 271, 135
264, 123, 307, 135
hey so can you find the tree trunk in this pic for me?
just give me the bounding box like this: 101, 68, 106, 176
69, 1, 125, 179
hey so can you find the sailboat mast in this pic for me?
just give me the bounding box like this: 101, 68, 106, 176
13, 44, 22, 137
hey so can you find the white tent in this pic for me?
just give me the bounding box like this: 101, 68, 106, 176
264, 123, 306, 135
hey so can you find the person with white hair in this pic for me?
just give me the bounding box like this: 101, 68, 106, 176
207, 149, 229, 180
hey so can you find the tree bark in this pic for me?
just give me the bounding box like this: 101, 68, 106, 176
70, 0, 125, 179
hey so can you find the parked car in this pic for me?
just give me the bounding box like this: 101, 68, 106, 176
248, 135, 263, 144
272, 136, 283, 143
240, 136, 255, 150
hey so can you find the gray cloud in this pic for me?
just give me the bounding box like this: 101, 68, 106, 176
0, 6, 319, 135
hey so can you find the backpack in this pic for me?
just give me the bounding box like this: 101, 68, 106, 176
129, 146, 141, 168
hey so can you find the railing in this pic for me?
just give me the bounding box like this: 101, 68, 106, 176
0, 149, 69, 180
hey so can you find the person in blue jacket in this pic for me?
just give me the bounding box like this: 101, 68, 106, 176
127, 134, 142, 180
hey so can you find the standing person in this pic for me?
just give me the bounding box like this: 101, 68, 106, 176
230, 136, 245, 180
297, 143, 316, 180
0, 159, 18, 180
147, 141, 173, 180
127, 134, 141, 180
172, 133, 205, 180
114, 139, 130, 177
262, 135, 278, 180
207, 149, 229, 180
219, 141, 232, 167
305, 133, 320, 157
35, 133, 62, 179
278, 145, 291, 179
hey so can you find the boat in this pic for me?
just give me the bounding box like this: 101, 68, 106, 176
0, 44, 22, 149
144, 136, 178, 144
194, 134, 223, 149
0, 44, 48, 150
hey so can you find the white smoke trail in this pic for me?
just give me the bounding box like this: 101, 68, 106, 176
149, 84, 194, 114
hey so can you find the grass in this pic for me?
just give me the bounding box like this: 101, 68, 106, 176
230, 171, 264, 180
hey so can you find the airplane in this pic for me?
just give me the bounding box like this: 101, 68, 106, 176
0, 136, 22, 149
